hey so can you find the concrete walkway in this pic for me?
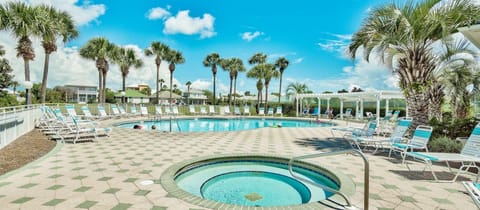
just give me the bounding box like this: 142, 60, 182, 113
0, 118, 476, 209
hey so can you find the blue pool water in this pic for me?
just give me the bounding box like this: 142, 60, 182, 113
116, 118, 332, 132
175, 160, 339, 207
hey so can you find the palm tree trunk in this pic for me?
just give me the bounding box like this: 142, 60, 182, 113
24, 58, 31, 105
278, 73, 283, 103
233, 77, 237, 105
122, 74, 126, 104
98, 70, 102, 103
228, 77, 233, 105
213, 73, 216, 105
102, 70, 107, 104
406, 92, 430, 131
156, 64, 160, 104
265, 85, 269, 111
40, 52, 51, 104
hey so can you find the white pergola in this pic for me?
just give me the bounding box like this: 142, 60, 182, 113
295, 91, 406, 124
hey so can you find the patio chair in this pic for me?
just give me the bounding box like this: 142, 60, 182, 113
200, 106, 207, 115
189, 105, 197, 115
243, 105, 251, 116
267, 107, 274, 116
275, 106, 283, 117
98, 105, 113, 118
115, 104, 128, 117
140, 106, 149, 116
154, 105, 163, 116
234, 106, 241, 115
354, 118, 412, 153
129, 105, 141, 117
65, 104, 80, 118
331, 119, 375, 137
389, 125, 433, 165
224, 106, 231, 115
172, 106, 180, 115
164, 106, 172, 115
81, 106, 103, 120
344, 120, 377, 150
208, 105, 216, 115
335, 108, 352, 119
258, 107, 265, 116
463, 181, 480, 208
403, 123, 480, 182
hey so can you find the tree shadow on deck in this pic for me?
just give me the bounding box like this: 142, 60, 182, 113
293, 137, 351, 152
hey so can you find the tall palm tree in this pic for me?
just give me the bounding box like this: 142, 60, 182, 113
248, 53, 267, 109
79, 37, 116, 103
159, 78, 165, 91
112, 47, 144, 103
219, 58, 233, 104
348, 0, 480, 129
186, 81, 192, 104
1, 2, 43, 105
203, 53, 221, 104
164, 49, 185, 108
230, 58, 246, 104
274, 57, 289, 103
262, 63, 279, 111
144, 41, 170, 104
38, 5, 78, 104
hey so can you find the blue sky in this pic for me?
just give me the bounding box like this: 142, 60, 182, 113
2, 0, 407, 95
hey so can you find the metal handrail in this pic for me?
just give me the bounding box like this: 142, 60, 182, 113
288, 149, 369, 210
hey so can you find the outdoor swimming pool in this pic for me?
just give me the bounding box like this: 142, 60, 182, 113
116, 118, 332, 132
161, 155, 354, 208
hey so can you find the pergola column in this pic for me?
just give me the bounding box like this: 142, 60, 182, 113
360, 99, 364, 119
326, 98, 330, 118
385, 99, 390, 116
296, 95, 299, 117
340, 99, 344, 119
376, 95, 381, 124
317, 97, 321, 118
355, 99, 359, 120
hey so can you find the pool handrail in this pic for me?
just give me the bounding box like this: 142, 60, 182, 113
288, 149, 369, 210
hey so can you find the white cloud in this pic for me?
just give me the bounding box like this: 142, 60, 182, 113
317, 33, 352, 58
191, 79, 211, 90
293, 58, 303, 64
241, 31, 264, 42
163, 10, 216, 38
14, 0, 106, 26
147, 7, 171, 20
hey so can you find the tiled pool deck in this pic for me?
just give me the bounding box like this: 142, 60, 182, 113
0, 117, 477, 210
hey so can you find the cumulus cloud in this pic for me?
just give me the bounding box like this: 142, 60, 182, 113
191, 79, 211, 90
147, 7, 171, 20
317, 33, 352, 58
241, 31, 264, 42
163, 10, 216, 38
9, 0, 106, 26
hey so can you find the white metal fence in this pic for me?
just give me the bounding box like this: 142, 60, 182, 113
0, 105, 42, 150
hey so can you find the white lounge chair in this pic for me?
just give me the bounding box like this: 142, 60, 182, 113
389, 125, 433, 164
81, 106, 102, 120
98, 105, 112, 118
234, 107, 241, 115
208, 105, 216, 115
354, 118, 412, 153
243, 105, 251, 116
140, 106, 149, 116
463, 181, 480, 208
275, 106, 283, 116
164, 106, 172, 115
344, 121, 378, 150
172, 106, 179, 115
267, 107, 274, 116
129, 105, 141, 117
224, 106, 231, 115
200, 106, 207, 115
404, 123, 480, 182
189, 105, 197, 115
331, 120, 375, 138
258, 107, 265, 116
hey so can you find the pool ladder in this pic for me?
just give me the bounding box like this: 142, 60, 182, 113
288, 149, 369, 210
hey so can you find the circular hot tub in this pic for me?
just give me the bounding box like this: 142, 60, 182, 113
161, 154, 355, 209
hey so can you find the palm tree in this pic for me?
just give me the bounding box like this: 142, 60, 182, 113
219, 58, 233, 104
203, 53, 221, 104
274, 57, 289, 103
79, 37, 116, 103
144, 41, 170, 104
286, 82, 309, 96
38, 5, 78, 104
112, 47, 144, 103
248, 53, 267, 109
262, 63, 279, 111
164, 49, 185, 108
230, 58, 246, 104
1, 2, 43, 105
348, 0, 480, 128
159, 78, 165, 91
186, 81, 192, 104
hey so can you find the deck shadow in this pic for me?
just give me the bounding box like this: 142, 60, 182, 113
294, 137, 351, 152
389, 170, 471, 181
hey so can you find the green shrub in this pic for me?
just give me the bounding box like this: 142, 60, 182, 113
430, 117, 478, 139
428, 136, 463, 153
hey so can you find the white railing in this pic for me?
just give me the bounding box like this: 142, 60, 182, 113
0, 104, 43, 150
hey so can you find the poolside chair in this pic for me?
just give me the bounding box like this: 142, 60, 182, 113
403, 123, 480, 182
234, 106, 241, 115
98, 105, 112, 118
140, 105, 149, 117
335, 108, 352, 119
154, 105, 163, 116
112, 104, 124, 117
189, 105, 197, 115
208, 105, 216, 115
463, 181, 480, 208
389, 125, 433, 165
164, 106, 172, 115
200, 106, 207, 115
390, 110, 400, 121
343, 120, 377, 150
81, 106, 102, 120
258, 107, 265, 116
331, 119, 375, 137
172, 106, 180, 115
54, 116, 111, 144
129, 105, 141, 117
354, 118, 412, 154
275, 106, 283, 117
243, 105, 251, 116
267, 107, 274, 116
224, 106, 231, 115
65, 104, 80, 118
